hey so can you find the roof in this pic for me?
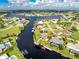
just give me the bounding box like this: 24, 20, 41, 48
67, 42, 79, 52
0, 54, 9, 59
4, 42, 12, 48
0, 44, 5, 51
38, 21, 43, 25
40, 33, 47, 39
49, 37, 63, 44
9, 55, 18, 59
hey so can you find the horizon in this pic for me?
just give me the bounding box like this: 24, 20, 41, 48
0, 0, 79, 10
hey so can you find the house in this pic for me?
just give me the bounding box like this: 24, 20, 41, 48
16, 23, 23, 27
4, 42, 12, 48
66, 42, 79, 54
61, 29, 71, 35
3, 38, 12, 49
38, 21, 43, 25
0, 54, 18, 59
49, 37, 63, 48
0, 44, 5, 53
40, 33, 48, 39
51, 19, 59, 23
0, 54, 9, 59
37, 21, 44, 29
9, 55, 18, 59
0, 39, 12, 53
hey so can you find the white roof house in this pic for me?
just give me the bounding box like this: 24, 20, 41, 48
38, 21, 43, 25
66, 42, 79, 53
0, 44, 5, 52
0, 54, 9, 59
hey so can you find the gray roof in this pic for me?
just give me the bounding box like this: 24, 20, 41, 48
0, 44, 5, 51
49, 37, 63, 44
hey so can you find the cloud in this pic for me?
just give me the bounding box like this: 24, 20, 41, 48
0, 0, 79, 10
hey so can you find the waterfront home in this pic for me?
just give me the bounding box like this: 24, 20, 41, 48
66, 42, 79, 54
0, 54, 9, 59
0, 44, 5, 53
0, 39, 12, 53
49, 37, 63, 48
9, 55, 18, 59
16, 22, 23, 27
4, 42, 12, 48
0, 54, 18, 59
37, 21, 44, 29
3, 38, 12, 48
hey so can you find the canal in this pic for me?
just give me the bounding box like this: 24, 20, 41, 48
15, 16, 69, 59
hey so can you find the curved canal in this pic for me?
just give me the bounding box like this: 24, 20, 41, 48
8, 12, 69, 59
15, 16, 69, 59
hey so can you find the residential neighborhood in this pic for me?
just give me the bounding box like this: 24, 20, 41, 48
0, 16, 29, 59
33, 12, 79, 59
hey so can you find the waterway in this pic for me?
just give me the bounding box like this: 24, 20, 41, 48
9, 13, 69, 59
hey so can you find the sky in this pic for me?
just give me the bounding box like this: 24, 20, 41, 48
0, 0, 79, 10
0, 0, 8, 4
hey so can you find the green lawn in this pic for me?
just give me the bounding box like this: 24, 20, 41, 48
34, 29, 40, 42
0, 26, 20, 38
71, 31, 79, 40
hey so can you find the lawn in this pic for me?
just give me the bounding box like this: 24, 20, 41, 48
0, 26, 21, 38
71, 31, 79, 40
34, 29, 40, 42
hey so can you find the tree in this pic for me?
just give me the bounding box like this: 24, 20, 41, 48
0, 18, 5, 28
57, 19, 61, 24
71, 26, 77, 32
59, 44, 63, 50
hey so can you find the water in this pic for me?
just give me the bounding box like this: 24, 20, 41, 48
15, 15, 70, 59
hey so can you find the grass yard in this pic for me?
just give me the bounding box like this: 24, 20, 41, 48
0, 26, 21, 38
71, 31, 79, 40
34, 29, 40, 42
